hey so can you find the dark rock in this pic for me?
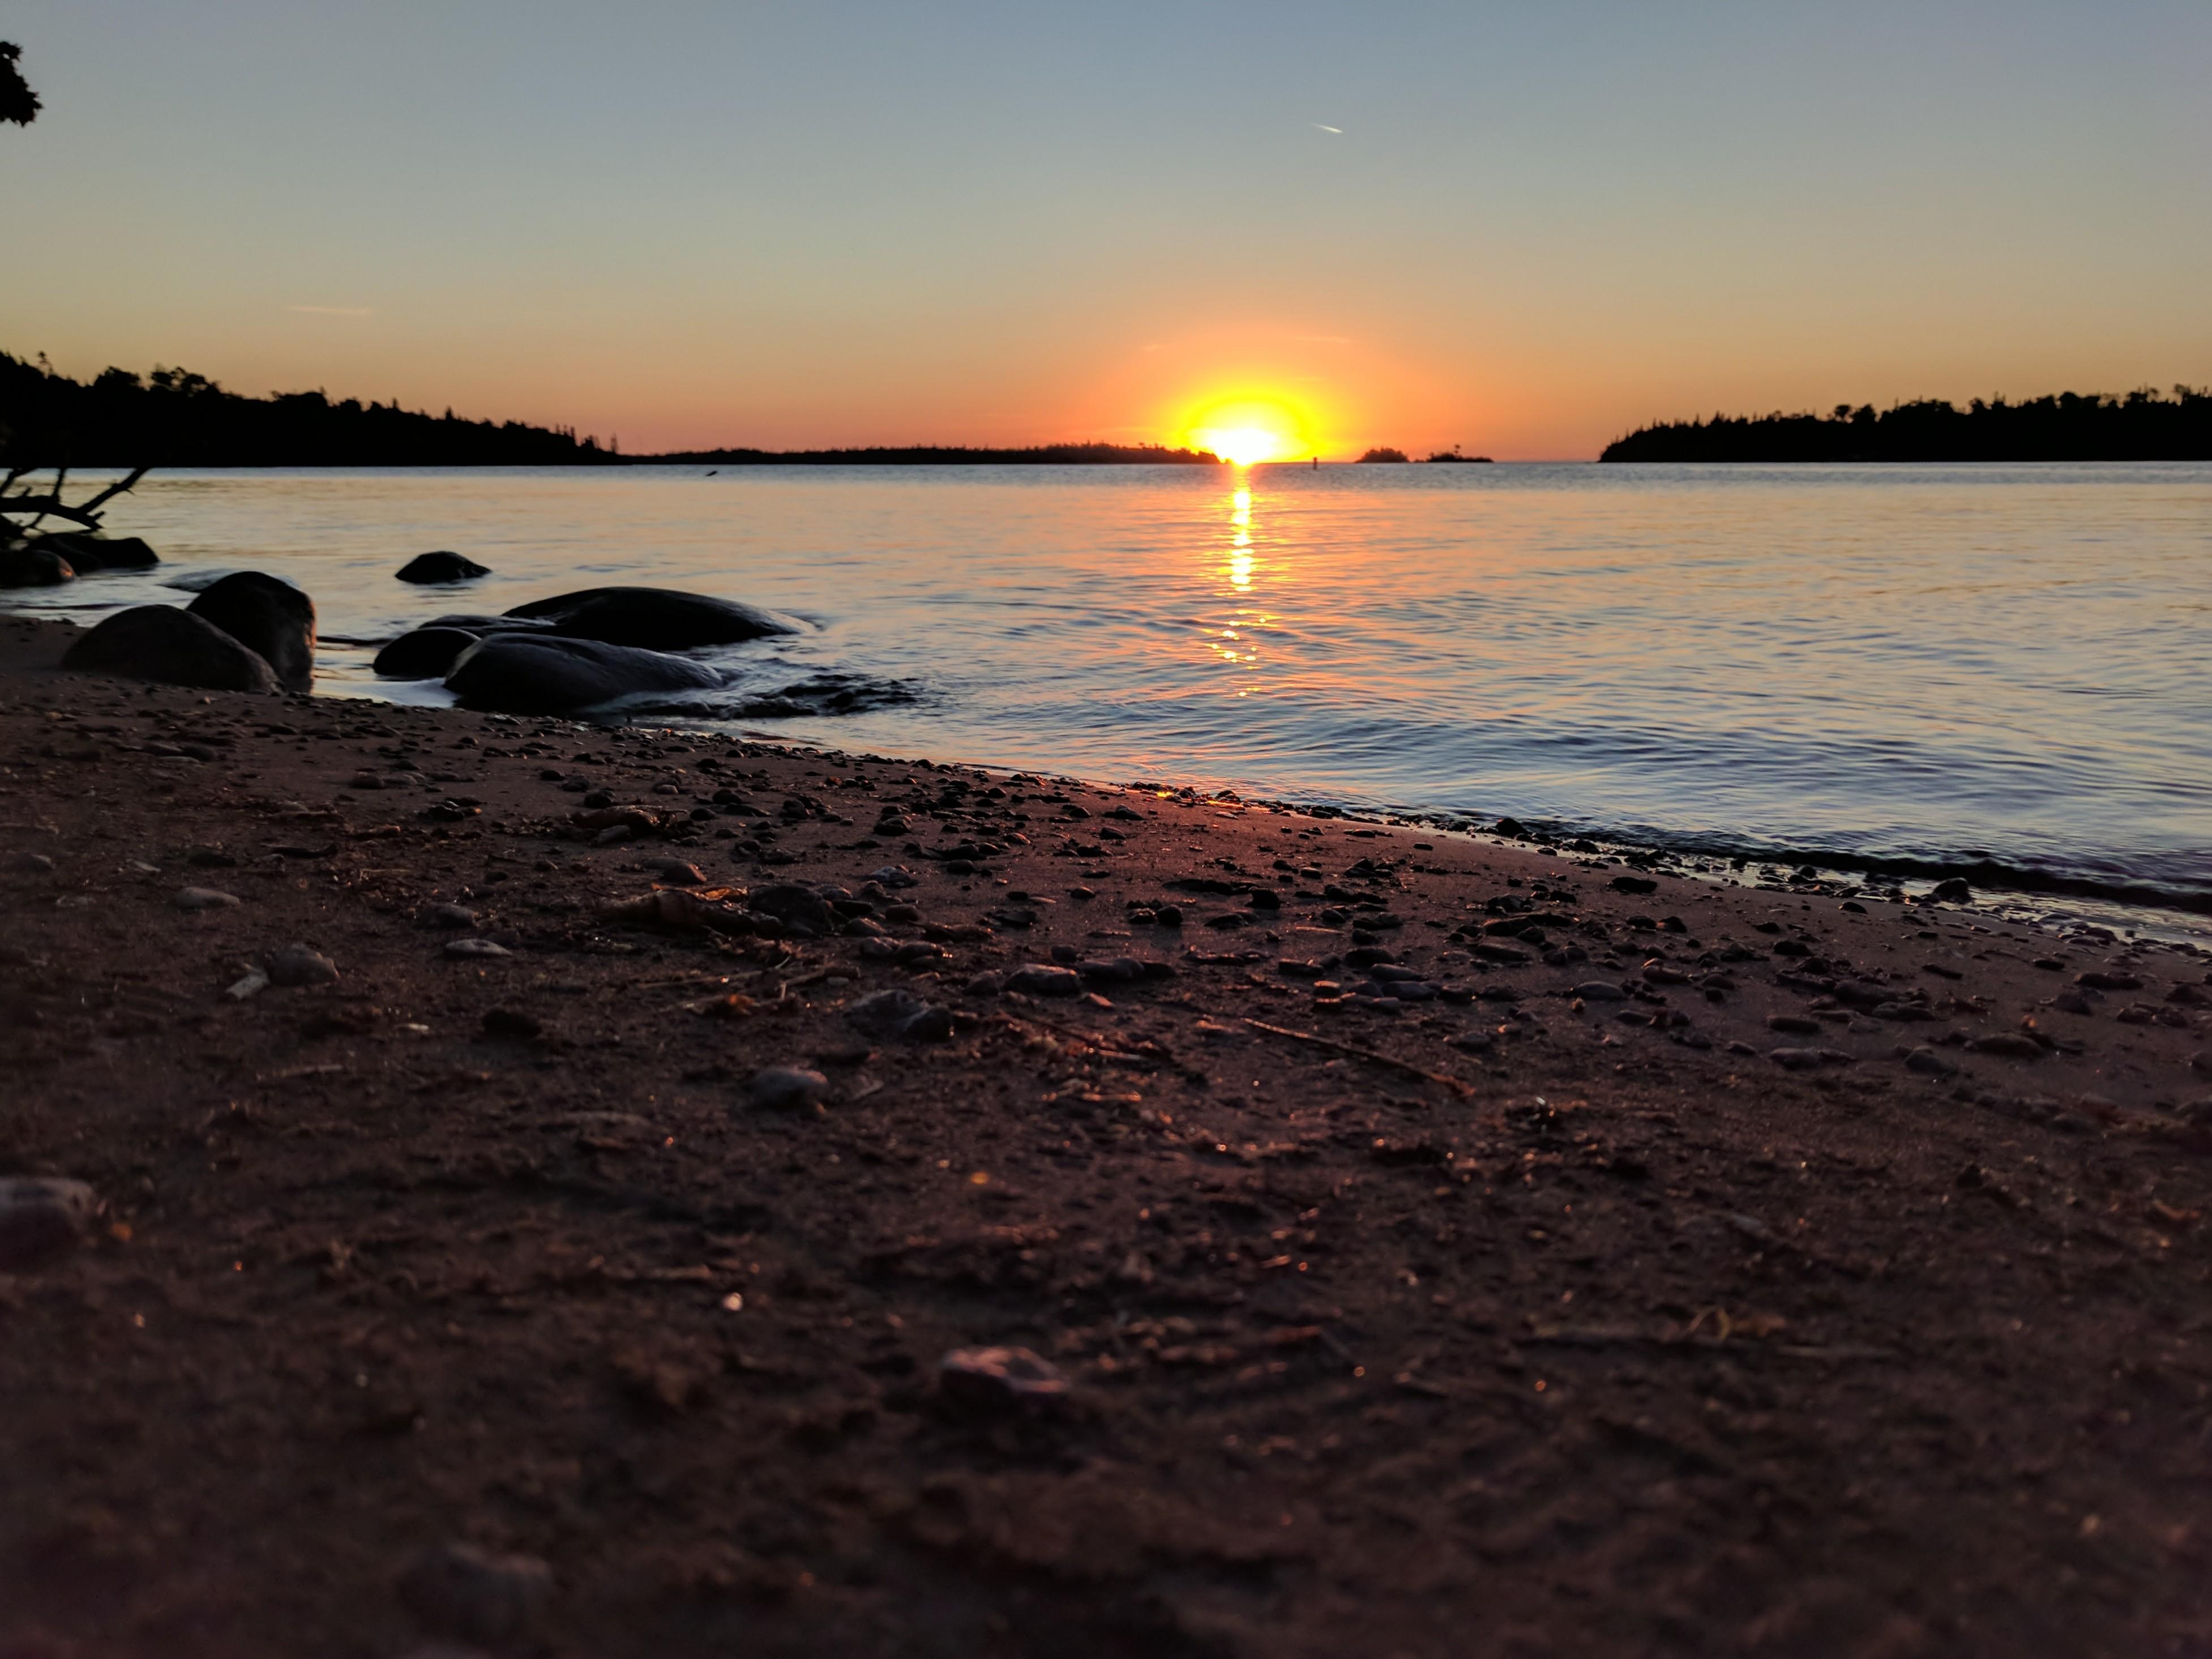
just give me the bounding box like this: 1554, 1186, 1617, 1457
846, 988, 951, 1041
481, 1008, 542, 1040
746, 1066, 828, 1111
173, 886, 242, 911
1571, 981, 1628, 1002
1769, 1047, 1828, 1071
397, 1542, 553, 1645
9, 850, 55, 874
0, 544, 74, 587
186, 571, 315, 691
397, 551, 491, 584
35, 531, 159, 570
1929, 877, 1973, 903
0, 1177, 101, 1269
2078, 970, 2142, 992
443, 938, 511, 959
62, 605, 281, 693
1968, 1033, 2044, 1060
1006, 964, 1083, 998
267, 943, 339, 987
1610, 875, 1658, 895
1767, 1014, 1821, 1035
1904, 1045, 1959, 1077
375, 627, 484, 679
748, 883, 833, 935
938, 1345, 1072, 1410
443, 634, 723, 715
502, 585, 793, 649
421, 903, 477, 929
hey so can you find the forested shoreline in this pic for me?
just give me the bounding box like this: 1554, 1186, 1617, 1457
1602, 386, 2212, 462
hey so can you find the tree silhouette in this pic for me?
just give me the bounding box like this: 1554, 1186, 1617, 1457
1, 42, 39, 127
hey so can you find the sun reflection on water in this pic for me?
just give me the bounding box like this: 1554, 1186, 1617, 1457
1210, 479, 1268, 696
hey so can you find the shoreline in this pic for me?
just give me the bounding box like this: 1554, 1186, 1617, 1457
4, 610, 2211, 1655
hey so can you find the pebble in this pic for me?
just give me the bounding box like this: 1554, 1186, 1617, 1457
1969, 1034, 2044, 1060
443, 938, 511, 959
422, 903, 477, 929
267, 943, 339, 987
750, 882, 833, 935
8, 850, 54, 874
1903, 1045, 1959, 1077
1571, 981, 1628, 1002
745, 1066, 829, 1112
397, 1542, 554, 1645
648, 858, 705, 885
173, 886, 241, 912
0, 1177, 101, 1269
846, 988, 951, 1041
481, 1008, 542, 1040
225, 970, 270, 1001
1767, 1014, 1821, 1035
1006, 964, 1083, 998
938, 1345, 1072, 1410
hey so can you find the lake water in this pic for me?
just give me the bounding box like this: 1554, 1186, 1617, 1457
9, 462, 2210, 923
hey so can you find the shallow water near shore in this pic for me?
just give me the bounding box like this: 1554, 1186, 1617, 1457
9, 460, 2210, 921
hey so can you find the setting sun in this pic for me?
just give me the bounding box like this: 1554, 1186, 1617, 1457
1180, 394, 1314, 466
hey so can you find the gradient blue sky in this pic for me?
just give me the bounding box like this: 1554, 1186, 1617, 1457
6, 1, 2208, 456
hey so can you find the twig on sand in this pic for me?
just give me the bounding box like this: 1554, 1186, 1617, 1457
1240, 1017, 1473, 1097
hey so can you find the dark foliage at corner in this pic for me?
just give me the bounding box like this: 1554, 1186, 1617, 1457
0, 42, 37, 127
0, 353, 617, 467
1602, 387, 2212, 463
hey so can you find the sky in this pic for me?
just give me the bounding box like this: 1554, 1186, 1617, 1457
5, 1, 2209, 459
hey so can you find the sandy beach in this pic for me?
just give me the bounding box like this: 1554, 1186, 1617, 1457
3, 609, 2210, 1657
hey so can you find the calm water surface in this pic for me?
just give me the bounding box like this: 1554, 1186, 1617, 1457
11, 462, 2210, 913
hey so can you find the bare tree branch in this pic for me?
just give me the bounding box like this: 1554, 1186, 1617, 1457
0, 467, 152, 531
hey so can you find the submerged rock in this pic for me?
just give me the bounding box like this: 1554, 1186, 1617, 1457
396, 551, 491, 584
186, 571, 315, 691
0, 544, 74, 587
443, 633, 723, 715
35, 531, 159, 571
62, 606, 281, 692
503, 585, 793, 649
375, 627, 485, 679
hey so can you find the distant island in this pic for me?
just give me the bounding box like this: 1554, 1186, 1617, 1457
656, 442, 1218, 467
0, 352, 1223, 467
1603, 386, 2212, 463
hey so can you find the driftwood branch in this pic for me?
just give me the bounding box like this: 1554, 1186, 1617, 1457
0, 465, 149, 530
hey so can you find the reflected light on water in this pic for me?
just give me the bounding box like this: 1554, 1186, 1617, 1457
1227, 484, 1254, 590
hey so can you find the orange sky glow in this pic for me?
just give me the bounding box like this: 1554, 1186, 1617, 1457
4, 6, 2207, 459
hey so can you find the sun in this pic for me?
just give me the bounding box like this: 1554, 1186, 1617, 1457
1180, 395, 1313, 466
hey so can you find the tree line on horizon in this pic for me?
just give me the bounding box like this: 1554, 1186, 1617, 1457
0, 352, 615, 467
0, 352, 1225, 468
1602, 386, 2212, 463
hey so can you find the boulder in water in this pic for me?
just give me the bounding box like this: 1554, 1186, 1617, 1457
396, 550, 491, 584
186, 571, 315, 691
61, 605, 281, 692
503, 585, 792, 649
0, 544, 74, 587
374, 626, 485, 679
443, 632, 724, 714
35, 531, 159, 571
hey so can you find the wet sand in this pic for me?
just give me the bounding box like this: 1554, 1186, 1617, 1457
3, 611, 2209, 1658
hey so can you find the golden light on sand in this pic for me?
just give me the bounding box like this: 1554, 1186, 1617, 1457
1180, 394, 1315, 465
